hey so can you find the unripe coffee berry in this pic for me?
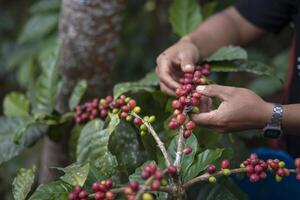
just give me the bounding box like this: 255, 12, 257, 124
208, 176, 216, 184
222, 169, 231, 176
142, 193, 154, 200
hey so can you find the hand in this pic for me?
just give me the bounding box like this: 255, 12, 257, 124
191, 85, 273, 133
155, 37, 199, 96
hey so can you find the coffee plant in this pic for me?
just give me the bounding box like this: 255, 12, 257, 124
0, 0, 294, 200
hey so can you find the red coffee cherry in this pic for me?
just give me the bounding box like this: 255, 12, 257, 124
207, 164, 216, 174
185, 121, 196, 130
130, 181, 139, 192
183, 146, 192, 155
150, 180, 160, 191
221, 160, 230, 169
168, 165, 177, 175
183, 130, 192, 139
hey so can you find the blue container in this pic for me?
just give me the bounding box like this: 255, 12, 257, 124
232, 148, 300, 200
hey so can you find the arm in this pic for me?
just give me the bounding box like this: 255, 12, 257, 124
182, 7, 265, 59
156, 7, 265, 95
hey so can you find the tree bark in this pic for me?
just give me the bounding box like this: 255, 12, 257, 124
39, 0, 124, 183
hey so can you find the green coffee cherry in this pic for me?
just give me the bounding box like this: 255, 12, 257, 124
240, 163, 245, 168
112, 108, 119, 114
133, 106, 141, 113
278, 161, 285, 168
140, 130, 147, 136
160, 178, 168, 186
149, 115, 156, 123
143, 116, 150, 122
140, 124, 147, 131
126, 115, 133, 121
275, 174, 282, 182
222, 169, 231, 176
192, 107, 200, 114
125, 97, 131, 103
100, 98, 106, 105
208, 176, 216, 184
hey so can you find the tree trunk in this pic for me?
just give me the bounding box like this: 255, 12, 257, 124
39, 0, 124, 183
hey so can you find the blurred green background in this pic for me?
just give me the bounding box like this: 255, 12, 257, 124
0, 0, 292, 199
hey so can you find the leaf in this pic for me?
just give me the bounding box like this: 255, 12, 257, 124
69, 80, 87, 111
84, 164, 108, 190
18, 14, 58, 43
169, 0, 202, 37
77, 115, 120, 177
109, 121, 146, 173
76, 119, 105, 163
56, 163, 89, 186
3, 92, 30, 117
206, 46, 247, 62
0, 117, 48, 164
167, 133, 198, 176
31, 48, 59, 117
16, 57, 37, 87
30, 0, 61, 14
183, 148, 224, 181
248, 77, 282, 97
12, 166, 36, 200
29, 180, 72, 200
113, 71, 159, 98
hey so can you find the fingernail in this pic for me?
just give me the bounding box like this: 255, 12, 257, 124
196, 85, 206, 92
183, 64, 194, 72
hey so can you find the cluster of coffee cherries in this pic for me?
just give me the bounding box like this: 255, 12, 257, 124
169, 64, 210, 155
206, 159, 231, 183
74, 95, 156, 135
91, 179, 115, 200
241, 154, 268, 182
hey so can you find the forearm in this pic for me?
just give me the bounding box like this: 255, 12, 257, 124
181, 7, 265, 59
282, 104, 300, 134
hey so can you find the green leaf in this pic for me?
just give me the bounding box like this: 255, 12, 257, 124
77, 115, 120, 177
30, 0, 61, 14
16, 57, 37, 88
76, 119, 105, 163
167, 133, 198, 176
169, 0, 202, 37
205, 46, 247, 62
0, 117, 48, 164
84, 164, 108, 190
31, 48, 59, 117
56, 163, 89, 186
113, 71, 159, 98
18, 14, 58, 43
183, 148, 224, 181
12, 166, 36, 200
3, 92, 30, 117
109, 121, 146, 173
69, 80, 87, 111
29, 180, 72, 200
248, 77, 282, 97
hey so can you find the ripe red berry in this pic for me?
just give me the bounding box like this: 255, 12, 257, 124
221, 160, 230, 169
130, 181, 139, 192
121, 105, 130, 112
74, 185, 82, 194
106, 95, 113, 103
92, 182, 100, 192
246, 165, 254, 174
105, 191, 115, 200
176, 114, 186, 124
141, 170, 151, 180
134, 117, 143, 126
249, 174, 259, 182
128, 99, 137, 109
185, 121, 196, 130
119, 112, 128, 119
155, 170, 163, 180
172, 100, 182, 110
94, 191, 105, 200
183, 130, 192, 139
168, 165, 177, 175
295, 158, 300, 168
148, 163, 157, 174
98, 184, 108, 192
105, 179, 113, 189
78, 190, 88, 198
254, 165, 263, 173
151, 180, 160, 191
183, 146, 192, 155
296, 173, 300, 181
207, 164, 216, 174
168, 120, 179, 129
68, 192, 76, 200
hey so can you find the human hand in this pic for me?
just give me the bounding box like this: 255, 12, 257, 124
191, 85, 273, 133
155, 37, 199, 95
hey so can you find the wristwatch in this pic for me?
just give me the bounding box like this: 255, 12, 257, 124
262, 103, 283, 139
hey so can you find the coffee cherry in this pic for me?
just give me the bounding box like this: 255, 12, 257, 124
124, 187, 134, 195
98, 184, 108, 192
130, 181, 139, 192
246, 165, 254, 174
149, 116, 156, 123
185, 121, 196, 130
148, 163, 157, 174
141, 171, 151, 180
94, 191, 105, 200
134, 117, 143, 126
250, 174, 259, 183
140, 130, 147, 136
79, 190, 88, 198
133, 106, 141, 113
74, 185, 82, 194
155, 170, 163, 180
222, 169, 231, 176
183, 130, 192, 139
208, 176, 216, 184
105, 191, 115, 200
259, 172, 267, 179
278, 161, 285, 168
172, 100, 182, 110
296, 173, 300, 181
207, 164, 216, 174
68, 192, 76, 200
168, 120, 179, 129
142, 193, 154, 200
119, 112, 128, 119
295, 158, 300, 168
140, 124, 147, 131
121, 105, 130, 112
128, 99, 137, 109
221, 160, 230, 169
192, 107, 200, 113
183, 146, 192, 155
168, 165, 177, 175
176, 114, 186, 124
151, 180, 160, 191
275, 174, 282, 182
92, 182, 100, 192
105, 179, 113, 189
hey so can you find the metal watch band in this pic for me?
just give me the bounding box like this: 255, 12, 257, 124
269, 103, 283, 127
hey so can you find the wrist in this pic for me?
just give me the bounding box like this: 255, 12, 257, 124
257, 102, 274, 129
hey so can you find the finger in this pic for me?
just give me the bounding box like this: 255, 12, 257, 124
196, 85, 232, 100
156, 60, 181, 90
160, 82, 176, 96
180, 56, 196, 72
191, 110, 218, 126
200, 96, 212, 113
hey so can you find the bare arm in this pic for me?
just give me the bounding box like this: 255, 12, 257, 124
282, 104, 300, 134
183, 7, 266, 58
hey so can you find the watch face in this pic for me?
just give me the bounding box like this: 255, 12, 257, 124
263, 128, 282, 139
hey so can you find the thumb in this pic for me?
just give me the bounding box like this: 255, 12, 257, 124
196, 84, 231, 100
191, 110, 218, 126
180, 57, 196, 72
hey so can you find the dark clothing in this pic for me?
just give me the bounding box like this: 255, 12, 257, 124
235, 0, 300, 157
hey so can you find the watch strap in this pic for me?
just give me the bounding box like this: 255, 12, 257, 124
269, 103, 283, 127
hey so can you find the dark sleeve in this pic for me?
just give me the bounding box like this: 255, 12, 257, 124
235, 0, 298, 33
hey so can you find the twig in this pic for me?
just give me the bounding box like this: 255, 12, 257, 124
130, 112, 172, 167
174, 125, 184, 171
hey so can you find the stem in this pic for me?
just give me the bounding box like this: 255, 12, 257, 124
174, 125, 184, 171
131, 112, 172, 167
